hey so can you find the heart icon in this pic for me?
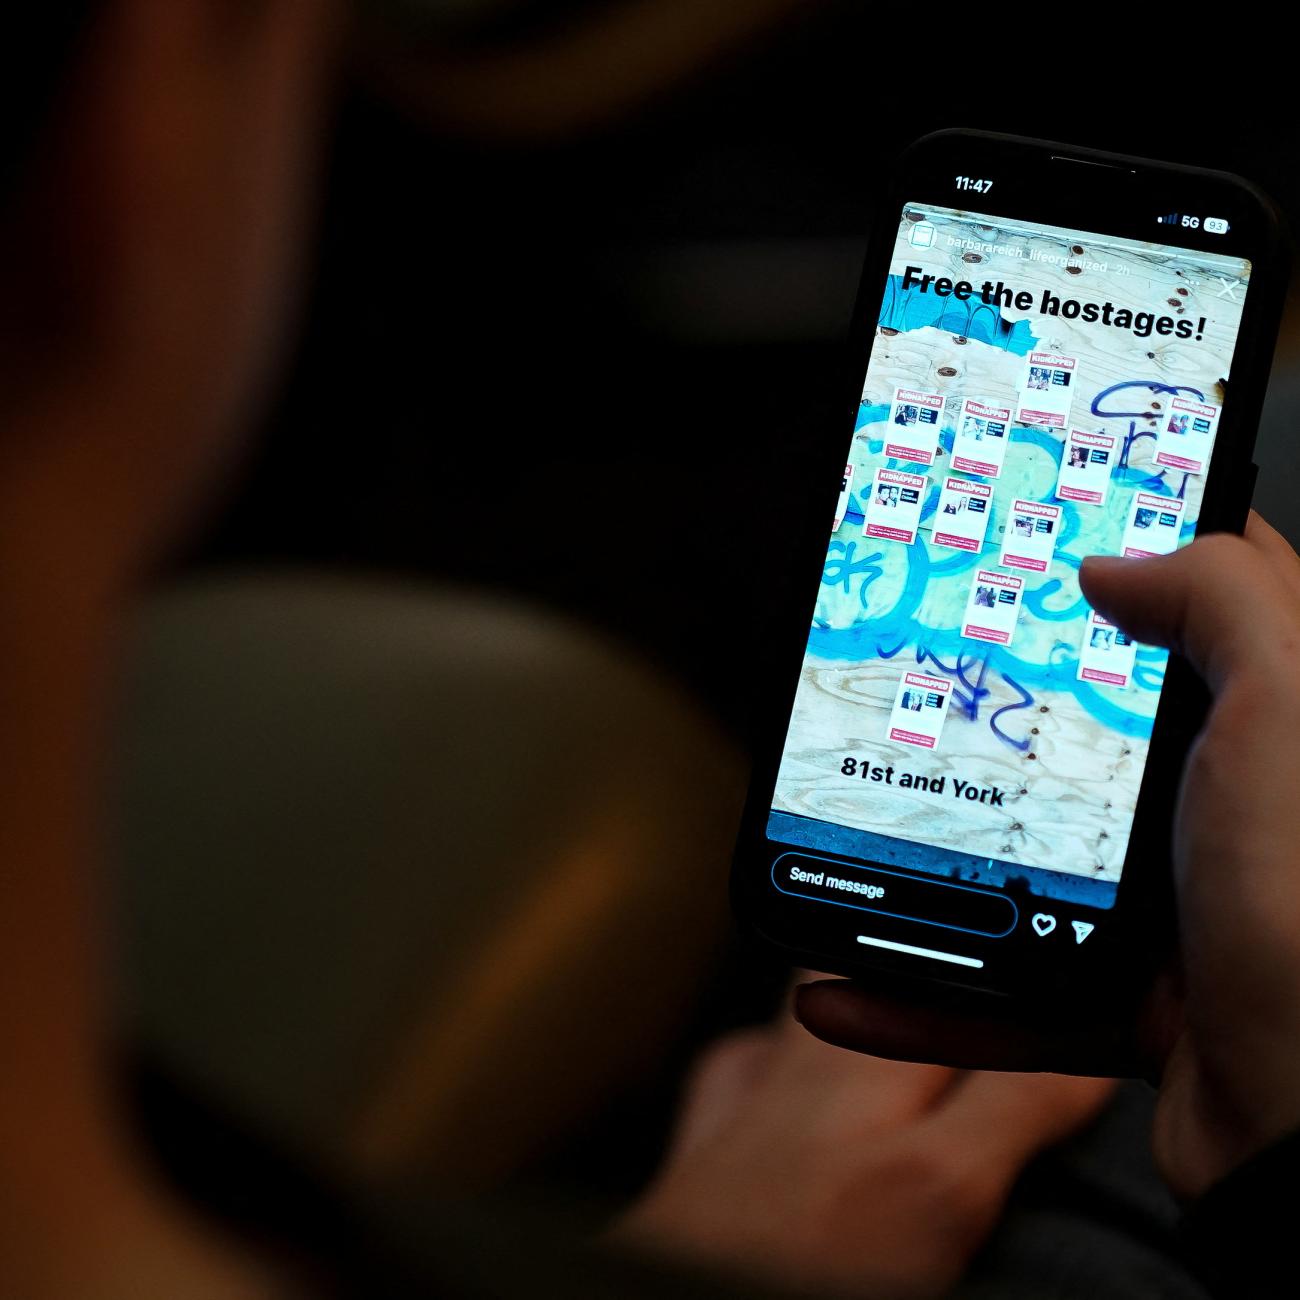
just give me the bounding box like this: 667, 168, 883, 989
1031, 913, 1056, 937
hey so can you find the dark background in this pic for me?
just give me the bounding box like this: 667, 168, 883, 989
46, 2, 1292, 1271
186, 3, 1300, 745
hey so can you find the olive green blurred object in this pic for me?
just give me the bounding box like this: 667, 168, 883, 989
113, 575, 745, 1193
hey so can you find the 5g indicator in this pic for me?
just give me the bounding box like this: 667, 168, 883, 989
1156, 213, 1231, 235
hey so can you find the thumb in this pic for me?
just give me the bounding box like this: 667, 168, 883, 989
1079, 532, 1293, 693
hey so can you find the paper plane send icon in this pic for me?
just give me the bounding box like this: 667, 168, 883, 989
1071, 921, 1095, 945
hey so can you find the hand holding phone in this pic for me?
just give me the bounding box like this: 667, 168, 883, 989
733, 130, 1288, 1022
619, 989, 1111, 1297
796, 513, 1300, 1200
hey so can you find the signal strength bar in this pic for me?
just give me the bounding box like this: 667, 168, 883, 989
1156, 213, 1180, 225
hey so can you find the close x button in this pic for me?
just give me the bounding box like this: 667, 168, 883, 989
771, 852, 1017, 938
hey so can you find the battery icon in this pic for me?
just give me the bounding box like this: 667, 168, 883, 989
1205, 217, 1230, 235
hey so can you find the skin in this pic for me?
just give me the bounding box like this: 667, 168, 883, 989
0, 2, 337, 1295
1, 0, 1296, 1294
618, 986, 1111, 1298
796, 513, 1300, 1201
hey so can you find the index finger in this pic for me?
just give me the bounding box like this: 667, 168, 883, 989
1245, 510, 1300, 593
794, 972, 1182, 1082
1080, 531, 1300, 693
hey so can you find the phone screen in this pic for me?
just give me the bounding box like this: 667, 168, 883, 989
767, 202, 1250, 918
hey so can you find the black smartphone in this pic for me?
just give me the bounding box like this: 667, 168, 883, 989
732, 129, 1288, 1016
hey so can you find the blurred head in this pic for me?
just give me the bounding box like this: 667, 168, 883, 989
0, 0, 337, 590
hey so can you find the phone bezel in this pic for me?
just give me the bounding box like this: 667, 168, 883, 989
731, 129, 1290, 1014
